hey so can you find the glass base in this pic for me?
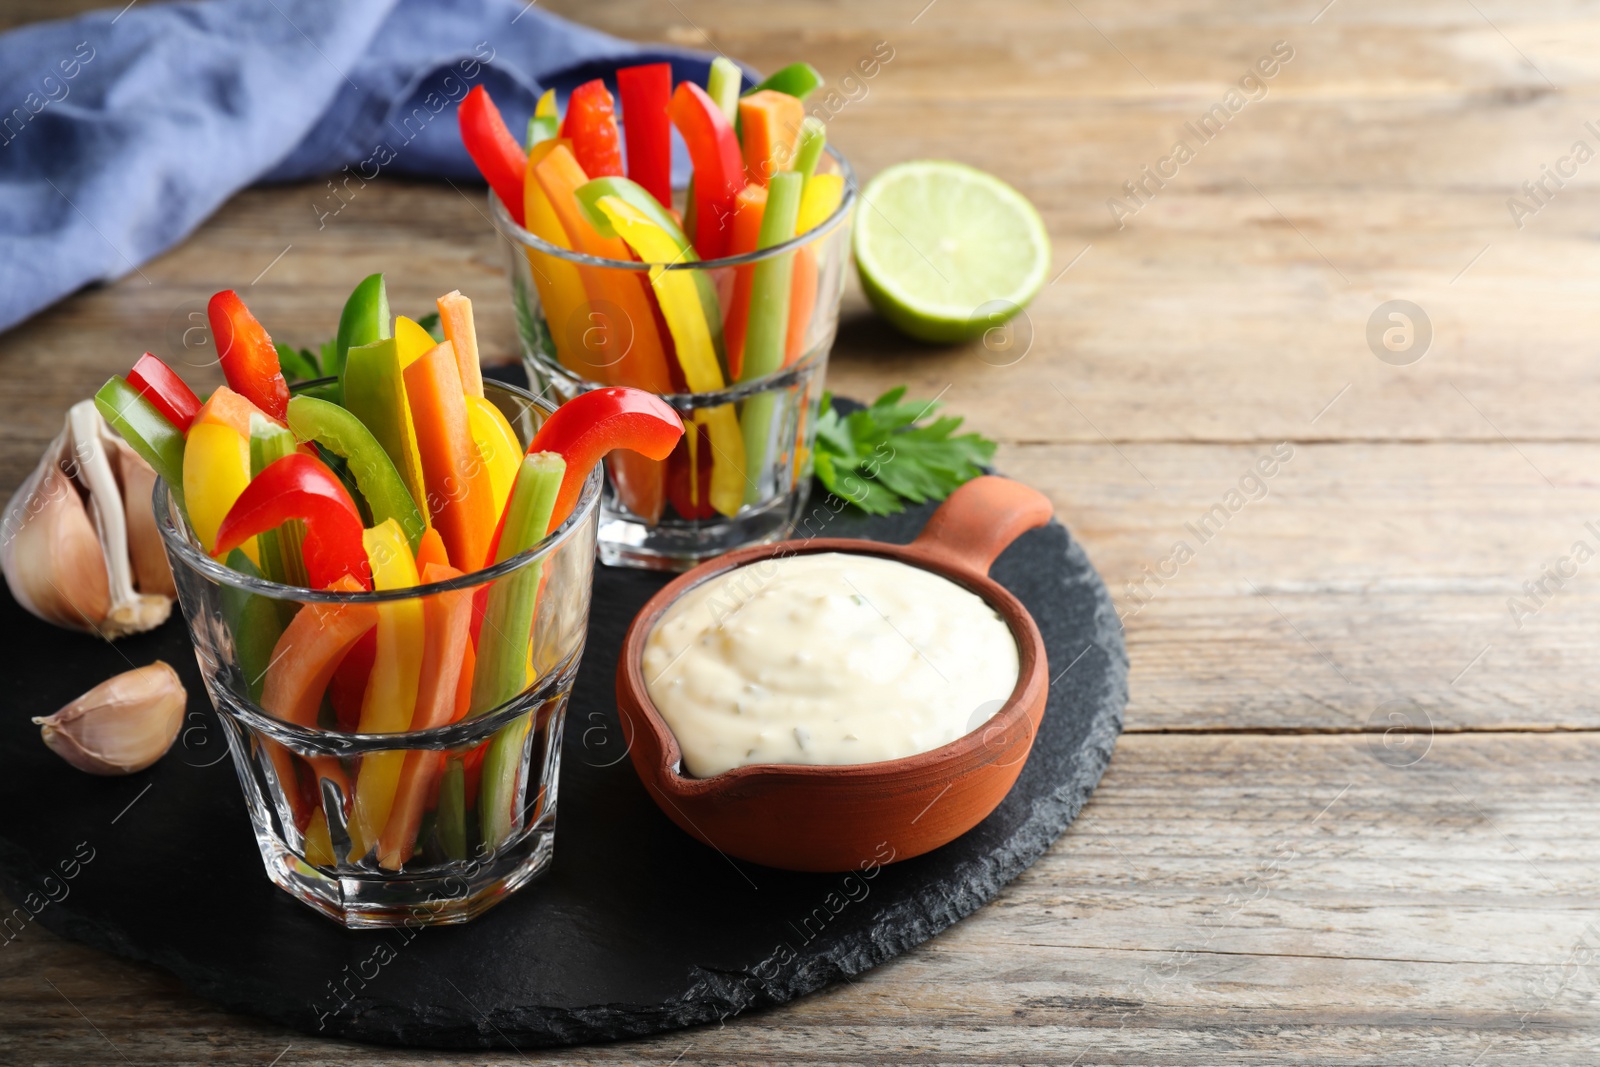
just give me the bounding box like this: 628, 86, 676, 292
598, 486, 808, 572
255, 825, 556, 929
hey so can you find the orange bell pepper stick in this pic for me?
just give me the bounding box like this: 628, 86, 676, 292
405, 341, 498, 571
533, 144, 673, 394
377, 559, 474, 870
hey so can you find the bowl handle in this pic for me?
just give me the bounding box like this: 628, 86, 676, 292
908, 475, 1054, 579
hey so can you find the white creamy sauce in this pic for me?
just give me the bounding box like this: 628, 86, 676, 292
642, 552, 1020, 778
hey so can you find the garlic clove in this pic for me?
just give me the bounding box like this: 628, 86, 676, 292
2, 399, 173, 638
33, 661, 186, 775
5, 464, 112, 630
115, 441, 177, 600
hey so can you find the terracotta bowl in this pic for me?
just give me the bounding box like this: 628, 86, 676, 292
615, 476, 1054, 872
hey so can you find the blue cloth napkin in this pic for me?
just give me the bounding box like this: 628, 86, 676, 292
0, 0, 733, 333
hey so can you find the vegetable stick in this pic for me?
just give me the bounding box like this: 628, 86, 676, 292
394, 316, 437, 368
521, 140, 596, 379
791, 117, 826, 179
706, 56, 743, 119
722, 185, 768, 379
436, 758, 468, 861
286, 395, 427, 552
378, 559, 473, 869
534, 144, 674, 394
738, 90, 805, 185
404, 341, 498, 571
785, 246, 818, 366
415, 526, 450, 570
559, 79, 625, 178
342, 337, 431, 525
183, 422, 253, 557
458, 86, 527, 224
436, 291, 484, 398
737, 171, 804, 503
346, 520, 424, 862
473, 453, 564, 848
193, 385, 278, 436
465, 395, 522, 517
616, 63, 673, 209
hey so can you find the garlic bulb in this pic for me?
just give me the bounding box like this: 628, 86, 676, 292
1, 400, 174, 637
33, 661, 186, 775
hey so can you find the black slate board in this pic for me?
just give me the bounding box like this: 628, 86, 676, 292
0, 464, 1127, 1050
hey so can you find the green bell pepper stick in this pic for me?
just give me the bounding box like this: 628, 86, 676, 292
95, 376, 186, 515
219, 549, 287, 702
472, 452, 564, 848
285, 395, 426, 551
249, 414, 309, 591
706, 56, 743, 120
736, 62, 823, 139
736, 170, 803, 503
340, 337, 431, 520
791, 117, 826, 178
436, 757, 468, 861
329, 273, 392, 387
746, 61, 823, 101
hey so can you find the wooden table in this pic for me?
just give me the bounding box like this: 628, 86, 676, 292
4, 1, 1598, 1062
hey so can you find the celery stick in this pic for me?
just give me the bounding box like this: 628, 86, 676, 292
436, 757, 467, 862
471, 453, 565, 848
219, 549, 286, 702
791, 117, 826, 179
706, 57, 742, 121
736, 171, 804, 503
249, 415, 309, 592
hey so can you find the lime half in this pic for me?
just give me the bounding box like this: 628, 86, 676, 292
853, 160, 1050, 344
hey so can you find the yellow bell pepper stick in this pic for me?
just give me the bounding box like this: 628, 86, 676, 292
465, 394, 522, 516
522, 140, 595, 378
535, 88, 557, 118
394, 315, 437, 367
796, 172, 844, 236
594, 195, 747, 517
347, 519, 425, 862
183, 422, 256, 560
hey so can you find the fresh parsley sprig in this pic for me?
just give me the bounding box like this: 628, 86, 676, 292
813, 387, 997, 515
273, 312, 443, 383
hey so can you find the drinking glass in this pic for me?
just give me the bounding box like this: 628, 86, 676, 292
158, 379, 599, 928
495, 146, 856, 570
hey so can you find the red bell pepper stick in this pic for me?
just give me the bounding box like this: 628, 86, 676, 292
528, 387, 685, 530
617, 63, 673, 209
458, 85, 527, 225
126, 353, 201, 432
214, 453, 370, 590
669, 81, 746, 259
207, 290, 290, 421
559, 79, 625, 179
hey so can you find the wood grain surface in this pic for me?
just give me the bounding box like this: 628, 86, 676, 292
4, 0, 1599, 1063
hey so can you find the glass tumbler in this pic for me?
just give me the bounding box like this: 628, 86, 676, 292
494, 146, 856, 570
157, 379, 600, 928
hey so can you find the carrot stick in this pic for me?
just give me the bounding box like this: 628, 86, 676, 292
436, 291, 483, 399
738, 90, 805, 186
723, 185, 768, 380
415, 526, 450, 571
405, 341, 498, 571
785, 245, 817, 365
378, 560, 474, 870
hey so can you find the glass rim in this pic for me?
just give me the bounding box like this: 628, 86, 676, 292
489, 143, 857, 272
154, 376, 603, 604
526, 342, 827, 407
213, 649, 580, 750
